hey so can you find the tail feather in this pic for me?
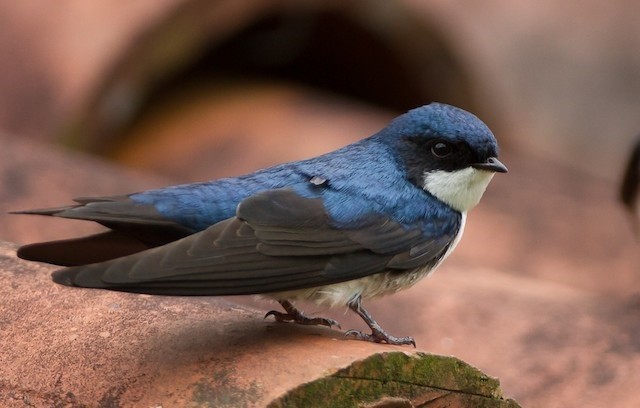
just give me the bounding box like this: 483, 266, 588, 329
9, 205, 79, 216
12, 196, 196, 264
17, 231, 151, 266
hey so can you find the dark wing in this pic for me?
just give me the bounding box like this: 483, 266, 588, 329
14, 196, 195, 266
52, 189, 459, 295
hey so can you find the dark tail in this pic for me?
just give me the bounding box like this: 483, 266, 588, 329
17, 231, 152, 266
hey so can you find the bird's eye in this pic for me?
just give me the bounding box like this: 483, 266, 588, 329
431, 142, 453, 158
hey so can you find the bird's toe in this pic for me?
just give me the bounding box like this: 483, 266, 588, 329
265, 309, 340, 328
344, 329, 416, 347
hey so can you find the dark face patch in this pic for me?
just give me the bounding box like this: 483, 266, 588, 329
398, 136, 487, 187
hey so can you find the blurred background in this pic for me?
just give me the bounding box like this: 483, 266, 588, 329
0, 1, 638, 406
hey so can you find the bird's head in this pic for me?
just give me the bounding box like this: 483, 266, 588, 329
383, 103, 507, 212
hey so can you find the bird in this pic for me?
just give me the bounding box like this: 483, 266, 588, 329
14, 103, 507, 346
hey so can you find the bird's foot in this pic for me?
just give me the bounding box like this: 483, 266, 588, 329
265, 310, 340, 328
265, 300, 341, 329
346, 295, 416, 347
344, 328, 416, 347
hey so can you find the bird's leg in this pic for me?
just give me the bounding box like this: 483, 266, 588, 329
344, 296, 416, 347
265, 300, 340, 328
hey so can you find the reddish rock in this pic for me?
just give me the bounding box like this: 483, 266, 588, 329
0, 242, 522, 407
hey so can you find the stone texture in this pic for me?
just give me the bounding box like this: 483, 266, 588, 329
0, 240, 373, 407
0, 242, 521, 407
270, 352, 521, 407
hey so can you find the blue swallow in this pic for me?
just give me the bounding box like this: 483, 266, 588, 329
15, 103, 507, 346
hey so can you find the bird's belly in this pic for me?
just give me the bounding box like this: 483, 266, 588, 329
266, 265, 435, 308
265, 214, 466, 308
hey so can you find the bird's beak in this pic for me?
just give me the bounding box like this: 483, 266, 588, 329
472, 157, 508, 173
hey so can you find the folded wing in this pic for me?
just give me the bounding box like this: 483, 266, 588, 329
53, 189, 459, 295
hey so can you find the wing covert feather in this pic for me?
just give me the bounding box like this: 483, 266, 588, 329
54, 188, 459, 295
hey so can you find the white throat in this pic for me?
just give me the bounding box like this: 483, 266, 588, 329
422, 167, 495, 212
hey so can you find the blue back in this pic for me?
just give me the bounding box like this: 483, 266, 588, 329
131, 103, 478, 239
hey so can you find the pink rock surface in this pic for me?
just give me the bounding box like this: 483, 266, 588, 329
2, 241, 640, 407
0, 242, 315, 405
1, 241, 483, 407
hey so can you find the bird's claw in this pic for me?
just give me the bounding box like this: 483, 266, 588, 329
344, 328, 416, 347
265, 310, 341, 329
